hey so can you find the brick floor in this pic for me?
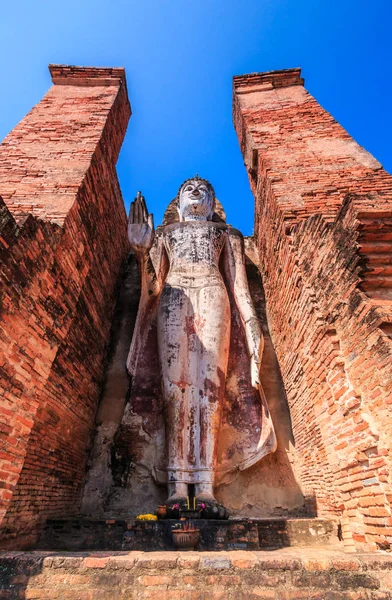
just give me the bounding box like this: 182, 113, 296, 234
1, 547, 392, 599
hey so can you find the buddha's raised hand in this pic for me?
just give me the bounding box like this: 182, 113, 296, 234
128, 192, 154, 253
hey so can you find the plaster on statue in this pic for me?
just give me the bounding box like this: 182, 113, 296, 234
127, 177, 276, 512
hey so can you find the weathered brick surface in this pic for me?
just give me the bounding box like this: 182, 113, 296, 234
233, 68, 392, 551
1, 549, 392, 599
0, 64, 129, 223
0, 65, 131, 548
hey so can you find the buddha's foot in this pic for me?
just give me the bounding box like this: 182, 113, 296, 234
164, 494, 187, 516
196, 493, 230, 520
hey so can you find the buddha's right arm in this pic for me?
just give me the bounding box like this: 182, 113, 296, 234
127, 192, 159, 294
133, 234, 168, 298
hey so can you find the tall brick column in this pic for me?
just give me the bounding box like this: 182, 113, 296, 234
0, 65, 131, 548
233, 69, 392, 551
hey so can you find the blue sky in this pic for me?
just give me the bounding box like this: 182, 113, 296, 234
1, 0, 391, 234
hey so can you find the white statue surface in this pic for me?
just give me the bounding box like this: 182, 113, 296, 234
127, 177, 276, 512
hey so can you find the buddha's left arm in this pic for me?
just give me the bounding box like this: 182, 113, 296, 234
222, 229, 264, 386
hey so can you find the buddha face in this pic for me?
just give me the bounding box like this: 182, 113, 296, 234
178, 179, 215, 222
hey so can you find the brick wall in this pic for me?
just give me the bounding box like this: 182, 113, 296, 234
2, 549, 392, 599
233, 68, 392, 551
0, 65, 131, 548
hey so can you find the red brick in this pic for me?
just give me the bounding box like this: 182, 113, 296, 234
303, 558, 331, 571
231, 551, 258, 569
331, 559, 360, 571
82, 557, 110, 569
138, 575, 173, 586
248, 590, 275, 599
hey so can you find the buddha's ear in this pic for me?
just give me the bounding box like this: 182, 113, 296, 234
208, 196, 216, 221
176, 202, 183, 222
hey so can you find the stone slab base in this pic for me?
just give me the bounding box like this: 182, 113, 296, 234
38, 518, 337, 552
1, 548, 392, 599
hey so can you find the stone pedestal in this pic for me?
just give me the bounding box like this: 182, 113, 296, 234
38, 517, 338, 552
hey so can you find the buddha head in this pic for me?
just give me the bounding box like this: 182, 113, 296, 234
177, 176, 215, 222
